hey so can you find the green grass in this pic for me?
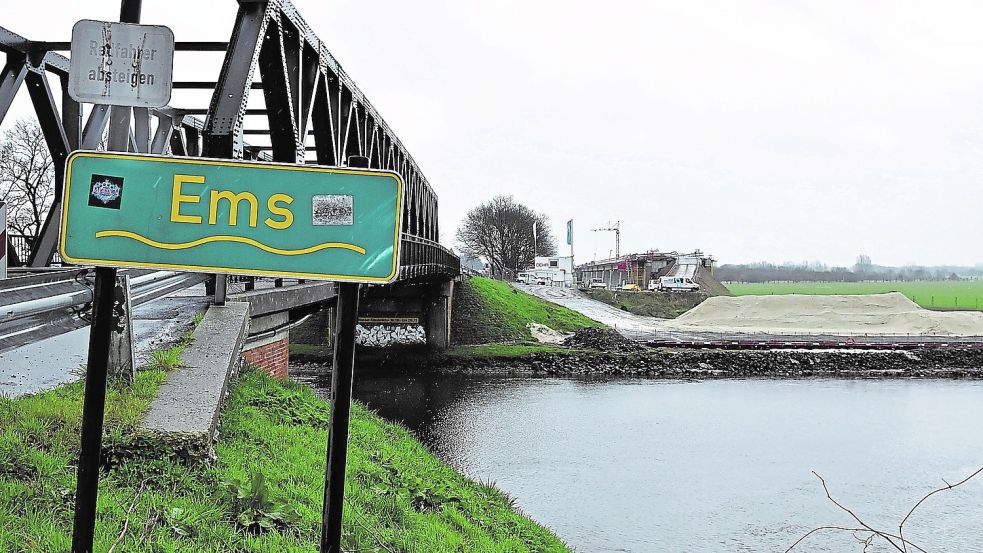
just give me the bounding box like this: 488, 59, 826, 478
453, 277, 602, 344
148, 313, 204, 371
445, 343, 574, 358
726, 280, 983, 311
149, 346, 183, 371
0, 369, 569, 552
582, 288, 707, 318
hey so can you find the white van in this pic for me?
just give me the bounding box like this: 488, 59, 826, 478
516, 272, 531, 284
654, 276, 699, 292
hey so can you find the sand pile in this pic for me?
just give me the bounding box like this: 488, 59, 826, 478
664, 292, 983, 336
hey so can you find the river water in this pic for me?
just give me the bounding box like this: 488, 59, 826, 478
304, 367, 983, 552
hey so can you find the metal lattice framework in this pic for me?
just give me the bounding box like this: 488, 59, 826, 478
0, 0, 458, 281
0, 28, 220, 266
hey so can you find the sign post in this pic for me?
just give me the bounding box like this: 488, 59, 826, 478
66, 3, 173, 551
321, 280, 360, 552
60, 151, 403, 552
320, 155, 372, 553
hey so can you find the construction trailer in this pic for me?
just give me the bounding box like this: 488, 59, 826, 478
524, 255, 575, 287
575, 251, 715, 290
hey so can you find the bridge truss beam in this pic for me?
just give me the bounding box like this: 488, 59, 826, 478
203, 0, 457, 281
0, 0, 459, 281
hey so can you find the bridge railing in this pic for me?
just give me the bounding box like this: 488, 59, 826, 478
5, 234, 62, 267
399, 234, 460, 281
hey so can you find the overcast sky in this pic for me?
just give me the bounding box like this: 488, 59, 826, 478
4, 1, 982, 267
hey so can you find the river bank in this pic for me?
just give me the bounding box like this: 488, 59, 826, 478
341, 342, 983, 379
0, 368, 569, 552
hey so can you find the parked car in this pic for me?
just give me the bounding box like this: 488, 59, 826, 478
587, 278, 608, 289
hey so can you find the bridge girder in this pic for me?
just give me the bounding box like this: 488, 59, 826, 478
0, 1, 459, 280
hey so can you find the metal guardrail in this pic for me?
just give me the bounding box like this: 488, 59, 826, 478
5, 234, 62, 266
0, 268, 208, 353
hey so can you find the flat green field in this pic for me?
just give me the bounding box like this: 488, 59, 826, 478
726, 280, 983, 311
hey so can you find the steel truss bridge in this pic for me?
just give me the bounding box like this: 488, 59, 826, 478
0, 0, 460, 282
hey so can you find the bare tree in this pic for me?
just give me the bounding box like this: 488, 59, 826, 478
854, 254, 873, 274
0, 119, 55, 237
455, 195, 557, 278
786, 466, 983, 552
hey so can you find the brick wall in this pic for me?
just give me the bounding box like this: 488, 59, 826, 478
243, 335, 289, 379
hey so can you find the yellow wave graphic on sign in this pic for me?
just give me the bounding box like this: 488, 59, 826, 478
95, 230, 366, 256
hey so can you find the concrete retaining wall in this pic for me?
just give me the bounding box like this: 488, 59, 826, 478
137, 301, 249, 460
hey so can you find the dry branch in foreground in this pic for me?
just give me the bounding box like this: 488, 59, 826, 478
785, 466, 983, 552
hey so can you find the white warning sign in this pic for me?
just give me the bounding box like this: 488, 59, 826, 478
68, 19, 174, 108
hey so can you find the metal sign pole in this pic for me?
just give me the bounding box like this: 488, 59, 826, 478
321, 282, 360, 552
321, 155, 370, 552
70, 266, 117, 552
71, 2, 140, 551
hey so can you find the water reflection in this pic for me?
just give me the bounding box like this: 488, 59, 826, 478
297, 365, 983, 553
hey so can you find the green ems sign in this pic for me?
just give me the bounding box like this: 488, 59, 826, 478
60, 152, 403, 283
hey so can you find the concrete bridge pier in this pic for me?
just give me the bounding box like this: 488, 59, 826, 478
424, 279, 454, 350
237, 276, 457, 379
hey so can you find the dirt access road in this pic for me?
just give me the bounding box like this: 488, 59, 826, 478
514, 283, 704, 342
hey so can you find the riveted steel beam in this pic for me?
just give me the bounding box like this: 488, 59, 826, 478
201, 0, 270, 159
257, 14, 300, 162
0, 55, 27, 126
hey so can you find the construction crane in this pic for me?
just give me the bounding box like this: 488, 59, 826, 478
591, 221, 620, 260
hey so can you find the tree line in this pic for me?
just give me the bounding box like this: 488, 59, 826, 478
717, 261, 977, 283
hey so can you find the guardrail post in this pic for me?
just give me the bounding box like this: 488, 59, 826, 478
214, 275, 228, 306
108, 274, 135, 386
0, 201, 6, 279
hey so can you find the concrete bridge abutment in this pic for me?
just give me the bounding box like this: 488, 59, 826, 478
424, 279, 454, 350
359, 277, 455, 351
238, 276, 458, 378
242, 311, 290, 379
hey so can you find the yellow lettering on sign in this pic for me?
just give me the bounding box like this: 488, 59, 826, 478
209, 190, 259, 227
171, 174, 204, 224
265, 193, 294, 229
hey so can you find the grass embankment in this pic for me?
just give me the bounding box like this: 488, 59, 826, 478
445, 344, 575, 358
727, 280, 983, 311
451, 276, 602, 345
582, 289, 709, 318
0, 370, 569, 552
